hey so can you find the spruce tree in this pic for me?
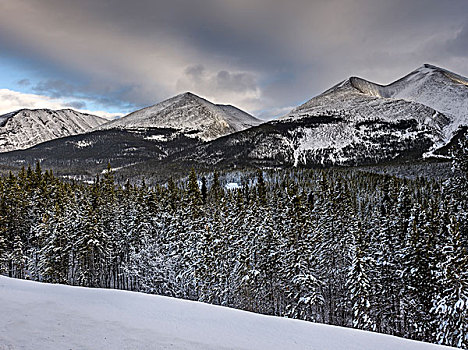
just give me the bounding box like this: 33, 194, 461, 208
348, 222, 374, 331
432, 216, 468, 348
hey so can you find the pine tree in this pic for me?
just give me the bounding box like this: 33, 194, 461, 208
0, 222, 7, 274
187, 168, 201, 205
210, 171, 223, 202
201, 176, 207, 204
401, 203, 437, 341
348, 222, 374, 331
38, 203, 71, 284
432, 216, 468, 348
256, 169, 267, 206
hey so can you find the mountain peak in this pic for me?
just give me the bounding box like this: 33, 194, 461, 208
174, 91, 198, 100
412, 63, 468, 81
0, 109, 107, 153
99, 93, 260, 141
422, 63, 440, 70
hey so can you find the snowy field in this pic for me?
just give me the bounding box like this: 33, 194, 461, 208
0, 276, 456, 350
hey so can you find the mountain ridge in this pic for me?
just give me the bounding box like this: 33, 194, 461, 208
0, 108, 108, 153
0, 64, 465, 180
164, 64, 466, 170
99, 92, 261, 141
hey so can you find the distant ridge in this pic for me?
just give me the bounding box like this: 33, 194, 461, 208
346, 64, 468, 138
99, 92, 261, 141
168, 64, 467, 169
0, 65, 466, 177
0, 109, 107, 153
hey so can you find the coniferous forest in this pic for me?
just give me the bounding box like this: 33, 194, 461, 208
1, 144, 467, 349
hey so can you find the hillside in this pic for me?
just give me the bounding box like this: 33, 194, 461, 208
100, 92, 261, 141
0, 276, 456, 350
0, 109, 108, 153
163, 64, 466, 169
345, 64, 468, 140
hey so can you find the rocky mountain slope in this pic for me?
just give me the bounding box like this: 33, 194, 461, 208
169, 64, 466, 169
0, 93, 259, 179
0, 109, 108, 153
0, 65, 465, 180
99, 92, 261, 141
341, 64, 468, 140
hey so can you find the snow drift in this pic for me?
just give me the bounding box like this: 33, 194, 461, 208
0, 276, 456, 350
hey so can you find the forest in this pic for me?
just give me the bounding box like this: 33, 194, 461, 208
0, 148, 467, 349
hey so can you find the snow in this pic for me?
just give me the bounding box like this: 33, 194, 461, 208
388, 65, 468, 141
144, 134, 172, 142
0, 109, 107, 153
345, 64, 468, 142
225, 182, 242, 190
74, 140, 95, 148
0, 276, 456, 350
275, 64, 467, 165
99, 92, 262, 141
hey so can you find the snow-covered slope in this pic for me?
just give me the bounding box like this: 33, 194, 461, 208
0, 109, 108, 153
272, 64, 467, 165
99, 92, 261, 141
347, 64, 468, 140
173, 64, 466, 168
0, 276, 455, 350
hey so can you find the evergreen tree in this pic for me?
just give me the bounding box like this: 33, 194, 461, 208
201, 176, 208, 204
348, 222, 374, 331
432, 216, 468, 348
255, 169, 267, 206
187, 168, 201, 205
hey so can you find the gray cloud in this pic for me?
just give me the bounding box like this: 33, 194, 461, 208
445, 22, 468, 57
17, 79, 31, 86
216, 71, 257, 93
65, 101, 87, 110
33, 79, 77, 98
176, 65, 261, 110
182, 65, 257, 93
0, 0, 467, 118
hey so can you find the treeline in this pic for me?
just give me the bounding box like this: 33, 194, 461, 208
0, 158, 467, 348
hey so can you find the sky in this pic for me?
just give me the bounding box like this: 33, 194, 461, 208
0, 0, 467, 119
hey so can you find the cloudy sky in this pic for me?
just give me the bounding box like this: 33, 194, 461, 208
0, 0, 467, 119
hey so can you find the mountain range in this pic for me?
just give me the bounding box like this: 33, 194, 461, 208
0, 63, 466, 180
147, 64, 465, 172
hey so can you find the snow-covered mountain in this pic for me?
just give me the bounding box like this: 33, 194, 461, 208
0, 109, 108, 153
174, 64, 466, 168
0, 276, 455, 350
0, 93, 259, 177
341, 64, 468, 141
0, 65, 465, 177
280, 64, 468, 162
99, 92, 261, 141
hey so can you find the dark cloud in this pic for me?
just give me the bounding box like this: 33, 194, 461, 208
65, 101, 87, 109
33, 79, 76, 98
0, 0, 467, 118
17, 79, 31, 86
